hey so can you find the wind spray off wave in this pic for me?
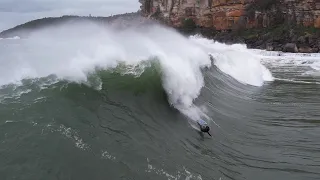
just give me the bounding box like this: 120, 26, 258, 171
0, 21, 272, 121
0, 22, 211, 120
189, 35, 274, 86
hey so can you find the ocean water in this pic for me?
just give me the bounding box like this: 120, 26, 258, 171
0, 22, 319, 180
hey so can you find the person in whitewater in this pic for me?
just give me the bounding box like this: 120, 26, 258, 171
197, 119, 211, 136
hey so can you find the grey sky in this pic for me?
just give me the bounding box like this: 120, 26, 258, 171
0, 0, 140, 31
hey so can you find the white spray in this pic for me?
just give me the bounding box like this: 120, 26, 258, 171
189, 35, 274, 86
0, 21, 273, 121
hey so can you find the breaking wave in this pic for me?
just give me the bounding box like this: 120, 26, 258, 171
0, 22, 273, 121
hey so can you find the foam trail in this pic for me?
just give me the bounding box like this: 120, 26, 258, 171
0, 36, 20, 40
252, 48, 320, 58
252, 49, 320, 72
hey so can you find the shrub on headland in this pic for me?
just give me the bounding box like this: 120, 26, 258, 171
182, 18, 196, 30
247, 0, 278, 11
212, 24, 320, 53
245, 0, 285, 26
0, 12, 143, 38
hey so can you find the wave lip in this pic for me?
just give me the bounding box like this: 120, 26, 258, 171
189, 35, 274, 87
0, 22, 212, 120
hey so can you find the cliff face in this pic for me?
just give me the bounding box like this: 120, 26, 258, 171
139, 0, 320, 30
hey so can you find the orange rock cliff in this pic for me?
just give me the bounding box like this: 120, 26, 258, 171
139, 0, 320, 30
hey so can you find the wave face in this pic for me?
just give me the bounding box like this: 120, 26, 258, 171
1, 21, 319, 180
0, 22, 272, 121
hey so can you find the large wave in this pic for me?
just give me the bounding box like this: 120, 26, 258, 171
189, 35, 274, 86
0, 21, 273, 121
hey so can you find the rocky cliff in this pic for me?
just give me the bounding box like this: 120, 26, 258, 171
139, 0, 320, 53
139, 0, 320, 30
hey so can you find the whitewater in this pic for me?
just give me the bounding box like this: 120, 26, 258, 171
0, 22, 273, 121
1, 20, 320, 180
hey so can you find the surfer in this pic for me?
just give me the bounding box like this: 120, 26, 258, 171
197, 119, 211, 136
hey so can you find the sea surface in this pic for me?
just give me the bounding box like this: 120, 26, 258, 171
0, 22, 319, 180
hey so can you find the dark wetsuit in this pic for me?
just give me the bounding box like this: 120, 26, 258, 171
197, 119, 211, 136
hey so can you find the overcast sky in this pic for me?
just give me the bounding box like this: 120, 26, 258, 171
0, 0, 141, 31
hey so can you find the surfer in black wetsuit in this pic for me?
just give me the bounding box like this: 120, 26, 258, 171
197, 119, 212, 136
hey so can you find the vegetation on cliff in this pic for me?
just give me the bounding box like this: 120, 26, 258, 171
0, 12, 142, 38
178, 24, 320, 53
246, 0, 278, 13
246, 0, 284, 25
182, 18, 197, 30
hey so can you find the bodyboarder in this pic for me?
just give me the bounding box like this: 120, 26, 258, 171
197, 119, 211, 136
